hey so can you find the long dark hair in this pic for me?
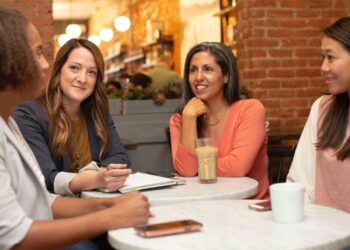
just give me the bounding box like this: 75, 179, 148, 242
316, 17, 350, 161
178, 42, 240, 136
46, 39, 109, 161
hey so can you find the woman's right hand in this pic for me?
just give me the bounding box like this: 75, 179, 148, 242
182, 97, 208, 119
109, 191, 151, 229
99, 164, 131, 191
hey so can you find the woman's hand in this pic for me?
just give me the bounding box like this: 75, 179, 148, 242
109, 191, 151, 229
99, 164, 131, 191
182, 97, 208, 119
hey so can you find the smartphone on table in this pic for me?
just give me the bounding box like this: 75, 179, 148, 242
134, 219, 203, 238
248, 200, 271, 211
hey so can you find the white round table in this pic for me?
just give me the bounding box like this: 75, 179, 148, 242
108, 200, 350, 250
82, 177, 258, 206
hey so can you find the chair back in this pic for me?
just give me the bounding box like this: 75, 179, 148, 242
267, 144, 297, 184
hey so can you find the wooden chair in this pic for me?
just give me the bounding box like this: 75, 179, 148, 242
267, 144, 297, 184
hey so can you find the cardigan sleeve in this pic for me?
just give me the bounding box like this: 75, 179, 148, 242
170, 113, 198, 176
287, 97, 321, 202
217, 99, 267, 176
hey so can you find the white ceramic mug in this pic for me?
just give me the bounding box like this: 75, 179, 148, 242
270, 182, 305, 223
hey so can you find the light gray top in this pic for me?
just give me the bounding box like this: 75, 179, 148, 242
0, 117, 57, 250
82, 176, 258, 206
109, 200, 350, 250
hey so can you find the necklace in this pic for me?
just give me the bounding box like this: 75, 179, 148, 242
205, 107, 229, 127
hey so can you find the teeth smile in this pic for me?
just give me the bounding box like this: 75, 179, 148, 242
196, 85, 207, 90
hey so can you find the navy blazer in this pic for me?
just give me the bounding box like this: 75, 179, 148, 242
14, 100, 130, 192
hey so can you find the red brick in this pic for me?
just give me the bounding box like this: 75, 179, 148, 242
297, 10, 320, 18
309, 79, 325, 88
249, 60, 280, 68
309, 38, 322, 47
250, 79, 280, 88
243, 70, 267, 79
281, 79, 306, 88
270, 109, 295, 117
294, 29, 322, 37
268, 70, 295, 78
279, 20, 306, 28
247, 39, 279, 47
251, 90, 268, 98
269, 90, 296, 98
267, 10, 294, 18
307, 19, 333, 27
281, 39, 307, 47
309, 0, 333, 8
262, 99, 281, 109
280, 98, 309, 107
282, 59, 307, 67
269, 49, 293, 57
281, 0, 306, 8
295, 49, 320, 57
296, 69, 321, 77
309, 59, 323, 67
322, 10, 348, 18
247, 50, 267, 57
268, 29, 295, 38
296, 89, 323, 97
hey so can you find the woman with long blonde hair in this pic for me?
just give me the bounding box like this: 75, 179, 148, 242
14, 39, 130, 196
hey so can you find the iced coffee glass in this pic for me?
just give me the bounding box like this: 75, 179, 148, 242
195, 138, 218, 184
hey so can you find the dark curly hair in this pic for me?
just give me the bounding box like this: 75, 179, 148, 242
0, 7, 40, 91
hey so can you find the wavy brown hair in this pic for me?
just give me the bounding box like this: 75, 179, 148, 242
316, 17, 350, 161
46, 39, 109, 161
0, 7, 41, 91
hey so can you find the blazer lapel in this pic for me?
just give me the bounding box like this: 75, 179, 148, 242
3, 117, 47, 187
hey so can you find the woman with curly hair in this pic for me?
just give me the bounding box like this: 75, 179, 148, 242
14, 39, 130, 196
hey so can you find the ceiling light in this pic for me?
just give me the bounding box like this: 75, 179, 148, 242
58, 34, 71, 47
99, 28, 114, 42
65, 23, 82, 38
88, 35, 101, 46
114, 16, 131, 32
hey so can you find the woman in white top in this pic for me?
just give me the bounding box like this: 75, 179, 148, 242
0, 6, 150, 250
287, 17, 350, 213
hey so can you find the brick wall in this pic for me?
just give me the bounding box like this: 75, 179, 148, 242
235, 0, 350, 133
0, 0, 54, 63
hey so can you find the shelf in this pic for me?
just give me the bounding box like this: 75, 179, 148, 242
123, 53, 144, 63
104, 52, 123, 61
213, 6, 236, 16
141, 36, 173, 48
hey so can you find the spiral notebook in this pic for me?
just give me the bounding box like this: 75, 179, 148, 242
118, 172, 177, 193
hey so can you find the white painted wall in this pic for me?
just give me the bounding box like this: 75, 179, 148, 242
179, 0, 221, 74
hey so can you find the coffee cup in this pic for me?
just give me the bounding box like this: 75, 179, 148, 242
195, 138, 218, 184
270, 182, 305, 223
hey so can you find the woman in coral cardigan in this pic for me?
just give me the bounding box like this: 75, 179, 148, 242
170, 42, 269, 199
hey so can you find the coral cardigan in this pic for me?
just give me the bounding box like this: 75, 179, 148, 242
170, 99, 269, 199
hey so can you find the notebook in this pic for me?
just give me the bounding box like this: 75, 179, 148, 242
118, 172, 178, 193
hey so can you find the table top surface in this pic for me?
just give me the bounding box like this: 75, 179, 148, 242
108, 200, 350, 250
82, 177, 258, 206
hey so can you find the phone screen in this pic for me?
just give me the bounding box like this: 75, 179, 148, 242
135, 219, 203, 237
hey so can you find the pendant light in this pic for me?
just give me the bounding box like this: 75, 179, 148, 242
65, 0, 81, 38
114, 16, 131, 32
